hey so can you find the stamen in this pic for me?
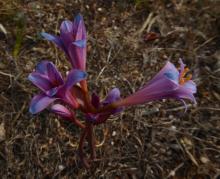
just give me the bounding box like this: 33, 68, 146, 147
185, 74, 192, 81
179, 68, 192, 85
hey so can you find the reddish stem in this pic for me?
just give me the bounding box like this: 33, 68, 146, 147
77, 84, 117, 168
87, 123, 96, 160
71, 117, 85, 129
94, 103, 117, 114
78, 127, 90, 168
83, 91, 96, 113
80, 80, 88, 93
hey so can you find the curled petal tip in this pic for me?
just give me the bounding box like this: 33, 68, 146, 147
180, 99, 188, 113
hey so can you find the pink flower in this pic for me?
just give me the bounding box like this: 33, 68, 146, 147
114, 59, 196, 108
41, 14, 86, 71
28, 61, 86, 114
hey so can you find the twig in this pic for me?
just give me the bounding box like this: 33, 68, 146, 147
0, 71, 14, 78
96, 47, 112, 81
135, 12, 154, 36
14, 101, 27, 120
166, 162, 184, 178
197, 107, 220, 112
96, 128, 108, 147
194, 36, 217, 52
180, 138, 199, 166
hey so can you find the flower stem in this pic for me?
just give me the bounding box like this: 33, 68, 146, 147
80, 80, 88, 93
72, 117, 85, 129
95, 103, 117, 114
78, 127, 90, 168
87, 123, 96, 160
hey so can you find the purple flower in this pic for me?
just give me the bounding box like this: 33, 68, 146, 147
86, 88, 123, 124
28, 60, 87, 114
50, 104, 73, 119
41, 14, 86, 71
28, 12, 199, 168
114, 60, 197, 108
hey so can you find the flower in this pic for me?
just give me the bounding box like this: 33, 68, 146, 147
114, 59, 197, 108
28, 60, 87, 114
29, 12, 198, 168
86, 88, 123, 124
41, 14, 86, 71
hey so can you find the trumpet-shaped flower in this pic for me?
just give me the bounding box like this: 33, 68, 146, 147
28, 60, 86, 114
114, 60, 196, 108
41, 14, 86, 71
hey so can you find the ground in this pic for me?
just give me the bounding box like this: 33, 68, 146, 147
0, 0, 220, 178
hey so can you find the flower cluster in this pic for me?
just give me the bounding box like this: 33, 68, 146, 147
29, 14, 197, 168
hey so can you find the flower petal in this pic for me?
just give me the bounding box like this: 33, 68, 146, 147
29, 94, 56, 114
35, 60, 50, 75
41, 32, 65, 51
68, 43, 86, 70
174, 86, 197, 104
164, 71, 179, 82
56, 70, 86, 108
28, 72, 53, 92
102, 88, 121, 105
57, 89, 79, 109
50, 104, 73, 119
45, 87, 59, 97
64, 69, 87, 90
144, 61, 179, 86
72, 14, 86, 41
182, 80, 197, 94
47, 62, 64, 85
60, 20, 74, 48
58, 14, 87, 70
60, 20, 73, 34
